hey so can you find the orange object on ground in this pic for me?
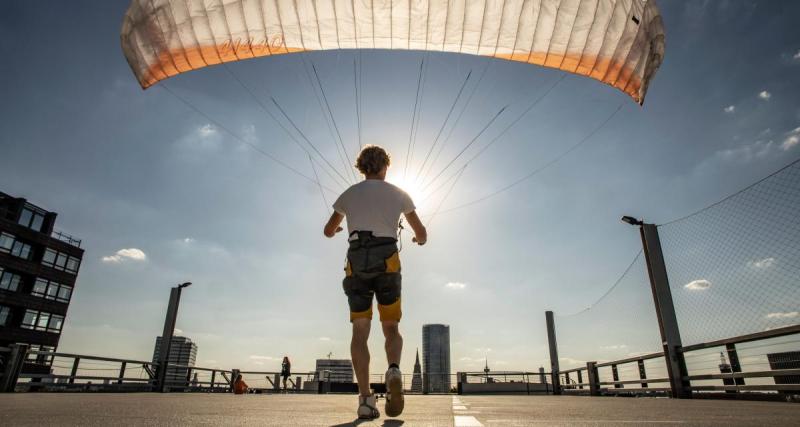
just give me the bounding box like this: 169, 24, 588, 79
234, 378, 248, 395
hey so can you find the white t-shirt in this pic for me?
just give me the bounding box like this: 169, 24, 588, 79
333, 180, 416, 238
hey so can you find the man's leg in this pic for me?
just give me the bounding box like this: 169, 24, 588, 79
381, 320, 403, 365
351, 317, 372, 396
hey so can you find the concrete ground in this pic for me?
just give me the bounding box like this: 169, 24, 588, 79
1, 393, 798, 426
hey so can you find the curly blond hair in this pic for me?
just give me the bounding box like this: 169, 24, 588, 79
355, 145, 391, 176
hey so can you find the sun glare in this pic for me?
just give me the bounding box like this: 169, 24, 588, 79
387, 170, 431, 212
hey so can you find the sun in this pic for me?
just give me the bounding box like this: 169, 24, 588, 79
386, 170, 431, 212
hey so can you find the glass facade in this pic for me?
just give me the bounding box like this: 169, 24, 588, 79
0, 232, 33, 260
31, 278, 72, 303
17, 206, 46, 232
0, 268, 22, 292
20, 309, 64, 333
42, 248, 80, 274
0, 305, 10, 326
26, 344, 55, 365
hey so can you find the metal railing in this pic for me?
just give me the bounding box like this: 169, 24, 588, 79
51, 230, 81, 247
557, 324, 800, 398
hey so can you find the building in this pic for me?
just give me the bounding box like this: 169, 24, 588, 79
0, 191, 84, 374
767, 351, 800, 394
422, 324, 451, 393
315, 358, 353, 383
410, 348, 423, 392
152, 336, 198, 385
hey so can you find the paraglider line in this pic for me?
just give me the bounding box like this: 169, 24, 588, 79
404, 55, 427, 180
421, 104, 509, 192
426, 166, 466, 228
270, 95, 353, 188
435, 102, 624, 215
413, 68, 473, 184
422, 73, 567, 195
557, 250, 643, 318
308, 154, 331, 214
159, 84, 338, 195
311, 61, 358, 182
222, 64, 348, 191
418, 59, 493, 185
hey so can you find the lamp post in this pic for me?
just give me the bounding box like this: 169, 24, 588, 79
620, 216, 690, 398
155, 282, 192, 392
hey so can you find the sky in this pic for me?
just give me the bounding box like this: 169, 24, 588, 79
1, 1, 799, 377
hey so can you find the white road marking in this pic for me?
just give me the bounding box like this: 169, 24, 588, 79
453, 405, 468, 410
454, 415, 484, 427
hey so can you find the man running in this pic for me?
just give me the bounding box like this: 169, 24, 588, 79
324, 145, 427, 420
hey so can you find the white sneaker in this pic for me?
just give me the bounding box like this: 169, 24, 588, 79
357, 393, 380, 420
384, 367, 404, 417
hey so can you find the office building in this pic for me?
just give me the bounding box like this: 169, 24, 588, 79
152, 336, 198, 384
422, 324, 451, 393
315, 358, 353, 383
0, 191, 84, 374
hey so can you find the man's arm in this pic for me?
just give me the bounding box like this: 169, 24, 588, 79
324, 211, 344, 238
403, 211, 427, 245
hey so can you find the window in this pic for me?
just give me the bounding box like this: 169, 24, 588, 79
0, 306, 10, 326
31, 278, 72, 303
26, 344, 55, 365
22, 310, 37, 329
18, 206, 46, 232
42, 249, 81, 275
0, 269, 21, 292
66, 257, 80, 274
11, 241, 32, 260
0, 232, 14, 252
43, 249, 57, 266
21, 310, 63, 333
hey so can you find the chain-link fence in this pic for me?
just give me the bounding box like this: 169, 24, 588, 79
659, 160, 800, 345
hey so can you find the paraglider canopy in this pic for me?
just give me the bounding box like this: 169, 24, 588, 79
121, 0, 665, 104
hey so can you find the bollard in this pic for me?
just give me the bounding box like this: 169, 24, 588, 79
586, 362, 600, 396
274, 374, 281, 391
295, 376, 302, 391
1, 344, 29, 393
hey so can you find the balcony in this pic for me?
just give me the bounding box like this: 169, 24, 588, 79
50, 230, 81, 248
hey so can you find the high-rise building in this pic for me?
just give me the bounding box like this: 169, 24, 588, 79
422, 324, 451, 393
410, 348, 423, 392
0, 192, 84, 375
152, 336, 198, 385
315, 358, 354, 383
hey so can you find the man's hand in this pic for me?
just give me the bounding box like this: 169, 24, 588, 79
404, 211, 427, 247
324, 212, 345, 238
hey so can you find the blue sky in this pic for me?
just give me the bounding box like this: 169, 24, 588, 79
1, 1, 799, 375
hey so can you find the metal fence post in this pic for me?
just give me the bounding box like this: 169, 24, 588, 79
611, 364, 621, 389
156, 287, 182, 392
69, 357, 80, 384
545, 311, 562, 395
639, 222, 691, 399
1, 344, 28, 393
638, 359, 648, 388
725, 343, 745, 388
586, 362, 599, 396
117, 362, 126, 385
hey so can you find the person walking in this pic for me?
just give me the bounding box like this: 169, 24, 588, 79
324, 145, 427, 420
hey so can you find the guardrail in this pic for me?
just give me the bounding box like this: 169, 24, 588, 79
557, 324, 800, 399
51, 230, 81, 248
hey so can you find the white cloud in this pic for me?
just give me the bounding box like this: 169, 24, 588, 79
748, 257, 775, 269
794, 50, 800, 60
600, 344, 629, 351
183, 237, 195, 244
102, 248, 147, 263
318, 337, 331, 341
758, 90, 771, 100
685, 279, 711, 290
723, 105, 735, 113
766, 311, 799, 320
249, 355, 278, 361
445, 282, 467, 290
174, 328, 183, 334
782, 127, 800, 151
713, 140, 775, 163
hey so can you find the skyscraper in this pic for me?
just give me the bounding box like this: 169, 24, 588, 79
410, 348, 422, 392
152, 336, 197, 385
0, 191, 84, 375
422, 324, 451, 393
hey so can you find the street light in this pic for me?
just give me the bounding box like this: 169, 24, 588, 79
155, 282, 192, 392
621, 215, 643, 226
